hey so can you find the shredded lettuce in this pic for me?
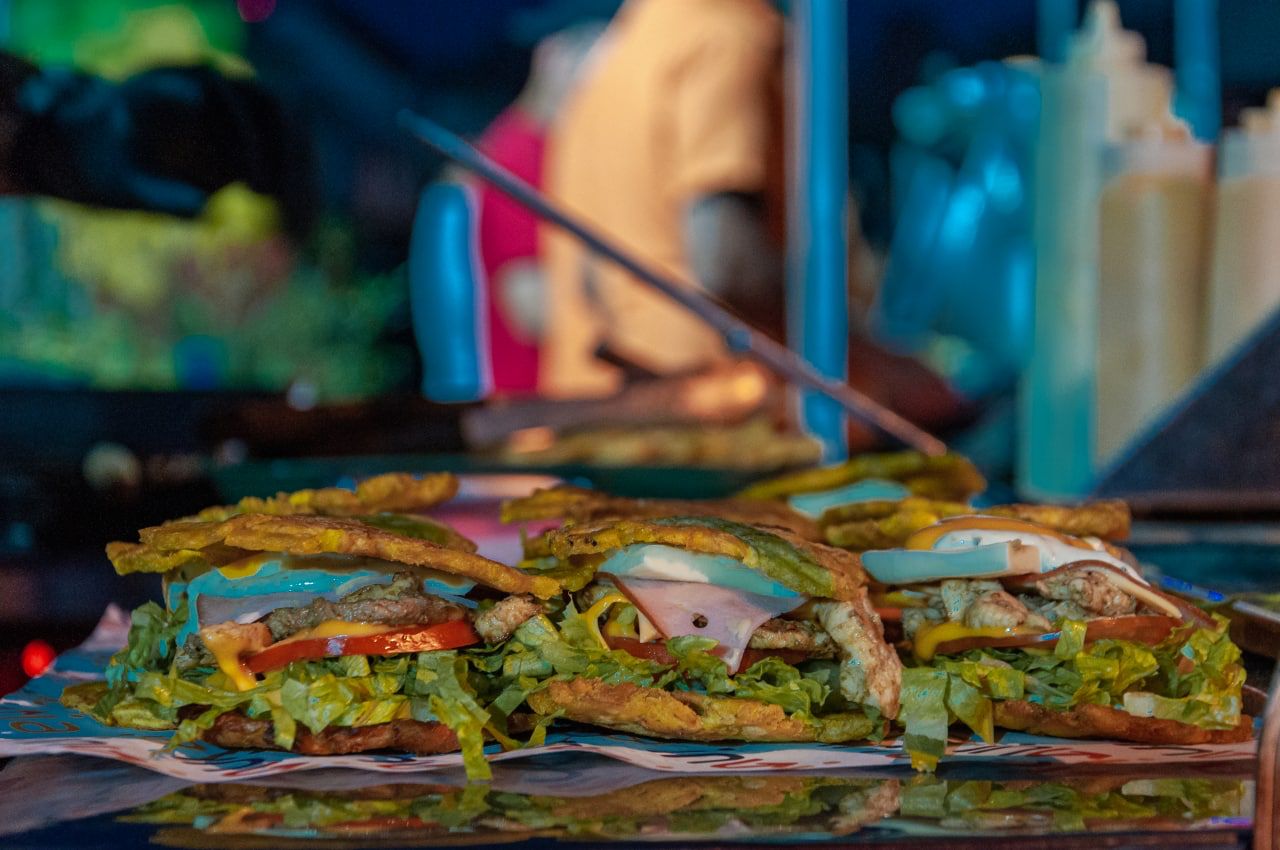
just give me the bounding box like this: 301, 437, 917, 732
899, 669, 950, 771
497, 605, 875, 741
409, 651, 492, 780
1125, 620, 1245, 727
94, 600, 187, 718
900, 617, 1246, 770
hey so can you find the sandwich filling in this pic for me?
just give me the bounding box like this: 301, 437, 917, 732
865, 516, 1245, 769
71, 508, 560, 781
508, 517, 903, 740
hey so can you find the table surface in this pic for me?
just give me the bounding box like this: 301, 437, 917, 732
0, 753, 1257, 850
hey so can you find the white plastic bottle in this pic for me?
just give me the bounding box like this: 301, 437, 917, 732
1020, 0, 1163, 498
1205, 90, 1280, 363
1096, 121, 1212, 462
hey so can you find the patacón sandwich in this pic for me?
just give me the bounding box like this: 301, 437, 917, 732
63, 474, 560, 779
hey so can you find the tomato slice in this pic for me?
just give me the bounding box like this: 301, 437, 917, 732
929, 614, 1182, 657
603, 636, 810, 669
244, 620, 480, 674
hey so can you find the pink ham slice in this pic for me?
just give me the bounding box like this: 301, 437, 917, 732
608, 575, 804, 673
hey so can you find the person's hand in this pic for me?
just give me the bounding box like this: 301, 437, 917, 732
8, 65, 306, 224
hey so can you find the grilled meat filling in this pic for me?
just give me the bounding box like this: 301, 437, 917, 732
262, 573, 467, 640
474, 594, 542, 644
176, 571, 541, 669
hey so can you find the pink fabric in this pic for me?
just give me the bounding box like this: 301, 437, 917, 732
476, 107, 543, 395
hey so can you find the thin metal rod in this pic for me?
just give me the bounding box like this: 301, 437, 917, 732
399, 110, 947, 456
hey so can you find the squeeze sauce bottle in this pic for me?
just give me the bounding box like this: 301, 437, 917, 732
1205, 90, 1280, 364
1096, 121, 1211, 463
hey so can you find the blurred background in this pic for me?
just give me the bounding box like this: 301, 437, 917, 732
4, 0, 1280, 692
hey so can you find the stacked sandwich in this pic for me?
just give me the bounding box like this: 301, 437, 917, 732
66, 456, 1250, 780
741, 455, 1251, 769
65, 473, 560, 779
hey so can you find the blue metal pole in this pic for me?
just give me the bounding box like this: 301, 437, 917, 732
1174, 0, 1221, 142
789, 0, 849, 461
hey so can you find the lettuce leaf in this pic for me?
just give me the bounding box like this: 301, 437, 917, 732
731, 655, 831, 717
409, 651, 492, 781
95, 601, 187, 718
904, 618, 1245, 762
899, 668, 950, 771
1126, 619, 1244, 728
495, 605, 871, 740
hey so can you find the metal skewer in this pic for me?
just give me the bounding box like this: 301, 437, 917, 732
399, 110, 947, 456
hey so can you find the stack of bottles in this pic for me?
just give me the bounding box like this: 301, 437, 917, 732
1021, 0, 1280, 497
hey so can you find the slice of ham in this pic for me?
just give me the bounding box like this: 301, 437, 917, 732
607, 574, 804, 674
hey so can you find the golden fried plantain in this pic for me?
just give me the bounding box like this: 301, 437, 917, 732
501, 484, 821, 540
993, 699, 1253, 744
104, 542, 212, 576
191, 473, 459, 522
821, 498, 1133, 551
546, 516, 867, 600
501, 417, 822, 470
738, 451, 986, 502
981, 500, 1131, 540
113, 514, 560, 598
528, 678, 876, 743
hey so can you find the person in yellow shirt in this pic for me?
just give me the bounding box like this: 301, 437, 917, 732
540, 0, 785, 397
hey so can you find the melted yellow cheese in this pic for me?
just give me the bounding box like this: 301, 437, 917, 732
905, 517, 1085, 551
309, 620, 396, 640
913, 621, 1044, 661
200, 619, 405, 692
278, 619, 401, 643
200, 627, 268, 691
582, 593, 628, 649
873, 590, 929, 609
217, 554, 273, 580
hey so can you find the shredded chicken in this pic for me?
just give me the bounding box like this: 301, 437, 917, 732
963, 589, 1051, 631
1020, 594, 1090, 624
811, 592, 902, 719
1034, 569, 1137, 617
473, 594, 542, 644
939, 579, 1002, 621
935, 578, 1050, 631
901, 606, 944, 640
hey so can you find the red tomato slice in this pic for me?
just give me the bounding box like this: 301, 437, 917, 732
603, 636, 810, 669
244, 620, 480, 674
929, 614, 1182, 657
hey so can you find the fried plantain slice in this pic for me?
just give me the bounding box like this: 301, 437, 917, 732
818, 497, 969, 525
105, 542, 213, 576
115, 514, 560, 598
191, 472, 460, 522
993, 699, 1253, 744
981, 500, 1131, 540
821, 498, 1133, 551
527, 678, 877, 743
738, 451, 986, 502
501, 484, 821, 540
546, 516, 866, 600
